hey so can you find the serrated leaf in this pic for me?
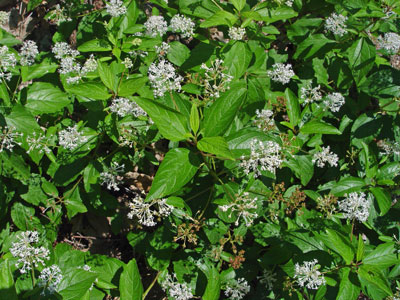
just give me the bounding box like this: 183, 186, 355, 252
119, 259, 143, 300
202, 81, 247, 137
300, 120, 342, 135
147, 148, 200, 201
197, 136, 235, 160
134, 97, 190, 142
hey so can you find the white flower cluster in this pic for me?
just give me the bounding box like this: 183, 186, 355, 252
100, 162, 124, 191
161, 273, 193, 300
377, 32, 400, 54
170, 14, 195, 39
148, 59, 183, 97
324, 13, 348, 37
294, 259, 326, 290
109, 97, 147, 118
220, 192, 258, 227
378, 139, 400, 156
155, 42, 170, 57
144, 15, 168, 37
312, 146, 339, 168
0, 45, 17, 81
52, 42, 97, 84
253, 109, 274, 132
201, 59, 233, 98
26, 131, 52, 154
300, 84, 322, 106
323, 92, 345, 112
10, 231, 50, 274
48, 4, 72, 25
0, 11, 9, 25
0, 126, 22, 152
338, 192, 370, 222
228, 27, 246, 41
224, 278, 250, 300
122, 57, 133, 68
58, 125, 88, 151
19, 40, 39, 66
258, 269, 277, 291
267, 63, 295, 84
106, 0, 127, 18
240, 139, 283, 178
38, 265, 63, 294
128, 193, 173, 226
129, 49, 148, 59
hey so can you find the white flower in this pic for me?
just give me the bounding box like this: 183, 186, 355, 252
170, 14, 195, 38
294, 259, 326, 290
122, 57, 133, 68
338, 192, 370, 222
300, 84, 322, 106
378, 139, 400, 156
81, 55, 97, 74
144, 15, 168, 37
58, 125, 88, 151
128, 194, 173, 227
377, 32, 400, 54
267, 63, 295, 84
312, 146, 339, 168
161, 273, 193, 300
155, 42, 170, 56
240, 139, 282, 177
148, 59, 183, 97
323, 92, 345, 112
220, 192, 258, 227
228, 27, 246, 41
100, 162, 124, 191
52, 42, 79, 59
130, 49, 148, 58
201, 59, 233, 98
20, 40, 39, 66
109, 97, 146, 118
0, 45, 17, 80
10, 231, 50, 274
106, 0, 127, 18
0, 11, 9, 25
258, 270, 277, 291
224, 278, 250, 300
26, 131, 52, 154
38, 265, 63, 294
253, 109, 274, 132
325, 13, 348, 37
0, 126, 22, 152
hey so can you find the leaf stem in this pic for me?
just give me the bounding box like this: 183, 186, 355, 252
142, 271, 161, 300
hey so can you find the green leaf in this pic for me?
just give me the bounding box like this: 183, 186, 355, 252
259, 7, 298, 23
119, 259, 143, 300
0, 83, 10, 106
197, 136, 235, 160
202, 81, 247, 137
224, 42, 252, 79
77, 39, 112, 52
363, 243, 399, 268
27, 0, 42, 11
190, 103, 200, 135
356, 235, 364, 262
26, 82, 71, 114
347, 37, 376, 85
200, 11, 238, 28
167, 41, 191, 66
21, 60, 58, 82
20, 175, 47, 206
370, 187, 391, 216
5, 105, 40, 134
98, 61, 119, 92
64, 186, 87, 219
284, 155, 314, 185
331, 177, 365, 197
336, 268, 360, 300
323, 229, 354, 264
64, 81, 111, 100
358, 265, 393, 296
285, 88, 300, 126
201, 264, 221, 300
0, 260, 18, 300
58, 269, 98, 300
147, 148, 200, 201
10, 202, 40, 230
300, 120, 341, 135
294, 34, 335, 60
230, 0, 245, 11
134, 97, 191, 142
118, 77, 148, 97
